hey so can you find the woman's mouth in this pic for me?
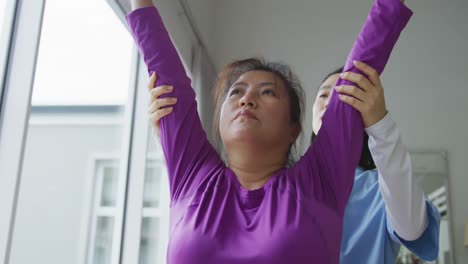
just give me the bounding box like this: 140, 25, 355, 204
235, 110, 258, 120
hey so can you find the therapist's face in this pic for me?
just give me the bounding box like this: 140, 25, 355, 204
312, 73, 340, 135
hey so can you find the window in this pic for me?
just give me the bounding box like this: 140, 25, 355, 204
87, 156, 167, 264
87, 159, 120, 264
140, 154, 167, 264
8, 0, 135, 263
1, 0, 193, 262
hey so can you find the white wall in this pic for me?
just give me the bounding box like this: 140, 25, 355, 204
189, 0, 468, 262
187, 0, 216, 51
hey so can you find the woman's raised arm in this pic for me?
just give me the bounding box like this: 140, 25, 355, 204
126, 5, 222, 204
298, 0, 413, 214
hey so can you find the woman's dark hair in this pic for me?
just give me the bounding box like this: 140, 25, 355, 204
212, 57, 305, 166
311, 66, 376, 171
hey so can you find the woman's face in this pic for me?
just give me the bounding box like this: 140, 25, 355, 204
219, 70, 298, 152
312, 73, 340, 135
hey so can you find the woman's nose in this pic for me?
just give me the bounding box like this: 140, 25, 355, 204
240, 92, 257, 108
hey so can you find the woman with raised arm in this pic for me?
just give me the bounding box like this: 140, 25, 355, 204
127, 0, 412, 263
149, 64, 441, 264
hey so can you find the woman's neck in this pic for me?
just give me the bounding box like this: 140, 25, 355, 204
226, 145, 286, 190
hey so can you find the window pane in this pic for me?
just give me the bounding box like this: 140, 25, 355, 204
31, 1, 131, 105
101, 166, 118, 207
9, 0, 133, 263
139, 217, 160, 264
93, 217, 115, 264
143, 165, 162, 208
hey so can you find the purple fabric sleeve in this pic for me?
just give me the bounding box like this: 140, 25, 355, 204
126, 8, 223, 204
297, 0, 413, 213
126, 0, 413, 213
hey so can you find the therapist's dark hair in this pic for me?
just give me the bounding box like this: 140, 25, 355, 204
311, 66, 376, 171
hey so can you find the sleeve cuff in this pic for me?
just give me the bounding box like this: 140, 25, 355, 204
365, 112, 396, 137
387, 199, 441, 261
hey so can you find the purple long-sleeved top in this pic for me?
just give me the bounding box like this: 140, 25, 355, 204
126, 0, 412, 263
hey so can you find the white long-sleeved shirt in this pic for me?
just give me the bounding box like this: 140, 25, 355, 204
365, 113, 428, 241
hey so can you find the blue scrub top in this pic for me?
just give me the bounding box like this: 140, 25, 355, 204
340, 168, 441, 263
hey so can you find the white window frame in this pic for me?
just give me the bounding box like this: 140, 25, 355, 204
80, 154, 123, 264
120, 59, 171, 264
0, 0, 17, 102
0, 1, 46, 262
81, 148, 168, 264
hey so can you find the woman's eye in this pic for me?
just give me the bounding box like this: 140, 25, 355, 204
230, 89, 241, 96
319, 93, 328, 98
262, 89, 274, 95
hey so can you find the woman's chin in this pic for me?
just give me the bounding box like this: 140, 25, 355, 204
226, 128, 262, 142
